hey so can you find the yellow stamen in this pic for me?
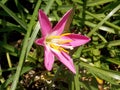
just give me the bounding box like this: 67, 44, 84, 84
50, 43, 60, 50
49, 36, 61, 39
58, 39, 72, 44
46, 33, 72, 45
48, 33, 71, 40
60, 33, 71, 36
50, 43, 69, 54
59, 47, 69, 54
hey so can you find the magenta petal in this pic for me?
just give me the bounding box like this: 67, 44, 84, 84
62, 34, 90, 47
35, 37, 45, 46
52, 9, 73, 35
53, 51, 76, 74
44, 46, 54, 71
39, 10, 52, 36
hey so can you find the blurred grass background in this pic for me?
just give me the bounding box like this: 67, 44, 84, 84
0, 0, 120, 90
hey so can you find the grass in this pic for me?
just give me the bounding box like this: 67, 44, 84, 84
0, 0, 120, 90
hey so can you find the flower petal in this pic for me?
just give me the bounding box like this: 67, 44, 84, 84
35, 37, 45, 46
52, 9, 73, 35
39, 10, 52, 36
44, 46, 54, 71
52, 50, 76, 74
62, 34, 90, 47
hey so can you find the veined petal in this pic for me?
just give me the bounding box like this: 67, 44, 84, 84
62, 34, 90, 47
44, 46, 54, 71
52, 9, 73, 35
52, 50, 76, 74
39, 10, 52, 36
35, 37, 45, 46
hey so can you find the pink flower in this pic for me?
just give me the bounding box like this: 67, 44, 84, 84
35, 9, 90, 74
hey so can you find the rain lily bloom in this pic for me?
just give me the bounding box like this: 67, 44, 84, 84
35, 9, 90, 74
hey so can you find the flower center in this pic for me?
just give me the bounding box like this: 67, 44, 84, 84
46, 33, 73, 53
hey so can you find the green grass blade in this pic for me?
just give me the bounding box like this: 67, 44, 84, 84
0, 2, 27, 29
1, 0, 8, 4
83, 40, 120, 52
74, 64, 80, 90
80, 62, 120, 85
0, 41, 18, 53
87, 0, 115, 6
85, 21, 116, 34
106, 58, 120, 65
44, 0, 55, 14
87, 4, 120, 37
10, 1, 41, 90
85, 11, 120, 31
